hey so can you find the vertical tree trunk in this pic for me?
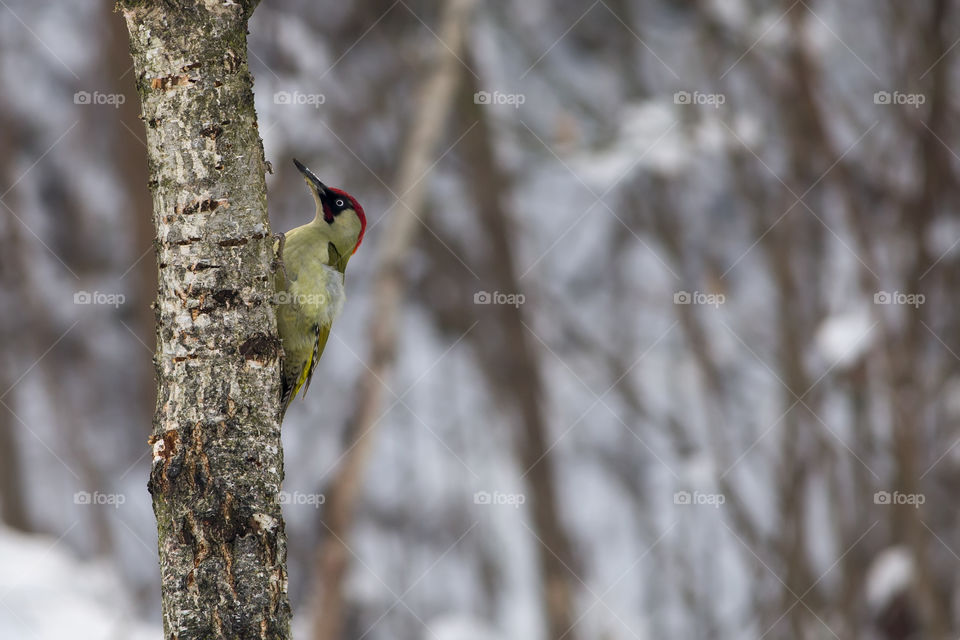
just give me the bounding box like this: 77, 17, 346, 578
460, 68, 581, 640
119, 2, 291, 638
106, 0, 156, 428
0, 118, 31, 533
310, 1, 476, 639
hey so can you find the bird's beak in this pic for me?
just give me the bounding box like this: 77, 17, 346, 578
293, 158, 328, 197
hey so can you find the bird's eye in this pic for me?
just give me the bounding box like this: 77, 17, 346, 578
335, 199, 345, 207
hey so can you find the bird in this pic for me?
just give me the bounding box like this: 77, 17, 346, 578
275, 158, 366, 419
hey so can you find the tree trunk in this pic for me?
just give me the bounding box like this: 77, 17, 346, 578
309, 1, 476, 639
119, 1, 291, 638
0, 113, 31, 534
106, 0, 156, 431
460, 67, 581, 640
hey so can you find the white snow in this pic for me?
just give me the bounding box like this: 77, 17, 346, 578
0, 526, 158, 640
865, 546, 914, 610
925, 215, 960, 259
813, 307, 876, 369
427, 614, 503, 640
703, 0, 750, 30
572, 101, 686, 186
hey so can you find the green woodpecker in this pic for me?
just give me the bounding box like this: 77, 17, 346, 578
276, 158, 366, 419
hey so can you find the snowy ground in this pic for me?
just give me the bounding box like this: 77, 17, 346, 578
0, 527, 158, 640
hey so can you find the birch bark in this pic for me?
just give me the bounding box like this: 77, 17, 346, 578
119, 2, 291, 637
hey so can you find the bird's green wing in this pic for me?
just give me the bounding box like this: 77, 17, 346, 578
301, 322, 331, 395
280, 321, 331, 416
327, 241, 349, 273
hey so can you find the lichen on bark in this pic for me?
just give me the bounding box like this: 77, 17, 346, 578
119, 1, 291, 637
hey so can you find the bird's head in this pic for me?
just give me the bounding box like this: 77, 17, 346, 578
294, 158, 366, 255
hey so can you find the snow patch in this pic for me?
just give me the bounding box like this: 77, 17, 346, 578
704, 0, 750, 30
865, 546, 914, 610
814, 308, 875, 369
0, 527, 158, 639
427, 614, 503, 640
926, 215, 960, 259
571, 101, 685, 187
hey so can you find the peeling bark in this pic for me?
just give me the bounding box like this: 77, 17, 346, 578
119, 1, 291, 638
